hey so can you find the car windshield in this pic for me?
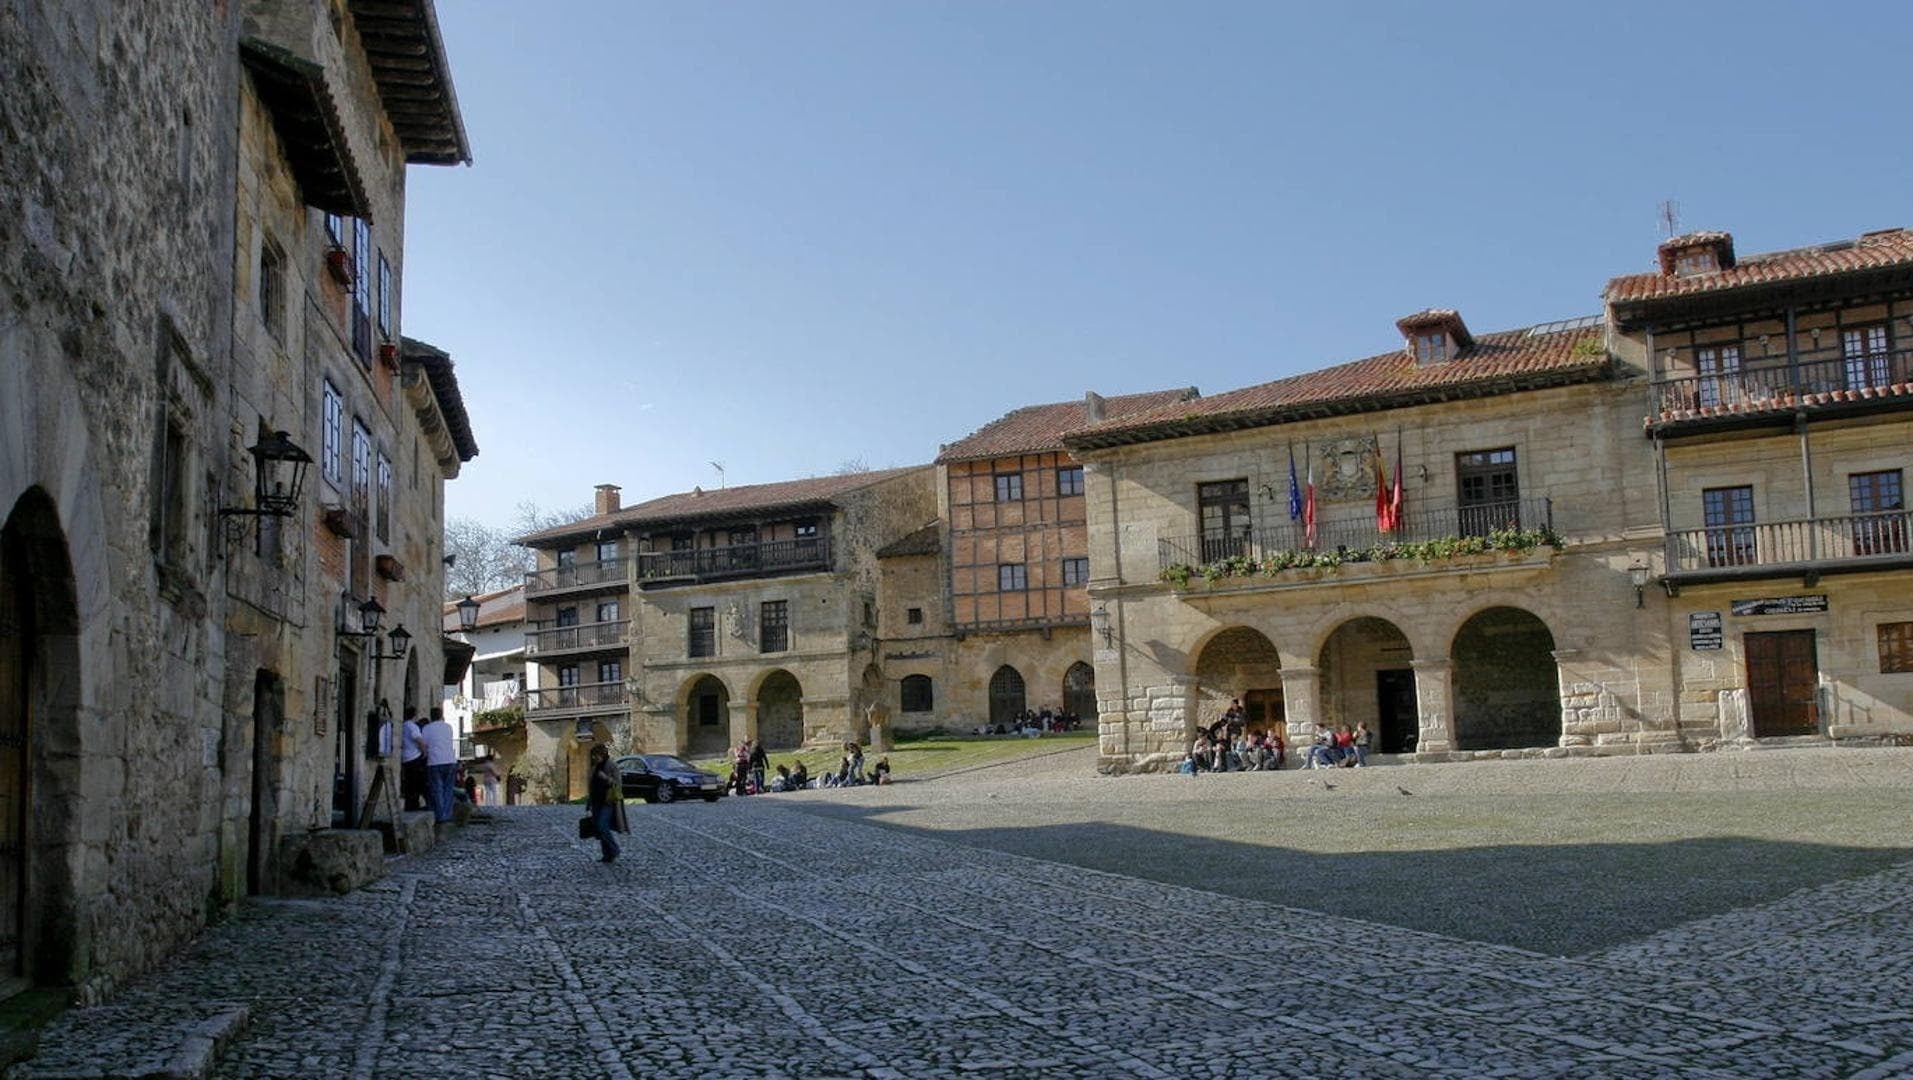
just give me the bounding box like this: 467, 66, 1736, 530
614, 757, 649, 772
642, 755, 696, 772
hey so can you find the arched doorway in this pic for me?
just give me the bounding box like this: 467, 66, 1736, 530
756, 670, 804, 749
988, 665, 1025, 727
1452, 607, 1560, 750
1318, 617, 1415, 753
683, 675, 731, 757
1, 489, 82, 989
1192, 627, 1282, 736
1062, 662, 1097, 722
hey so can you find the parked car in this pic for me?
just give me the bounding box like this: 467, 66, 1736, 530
615, 754, 724, 803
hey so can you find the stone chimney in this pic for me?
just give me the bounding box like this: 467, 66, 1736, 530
1084, 391, 1107, 423
594, 484, 621, 515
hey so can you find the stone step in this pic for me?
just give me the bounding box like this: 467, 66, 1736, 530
9, 1001, 246, 1080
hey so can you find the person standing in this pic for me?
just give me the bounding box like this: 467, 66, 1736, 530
748, 740, 768, 794
585, 744, 624, 863
399, 706, 427, 812
421, 707, 457, 823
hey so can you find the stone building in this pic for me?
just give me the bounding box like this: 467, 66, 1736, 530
875, 391, 1196, 735
515, 471, 936, 795
1607, 228, 1913, 745
442, 585, 527, 768
0, 0, 473, 1002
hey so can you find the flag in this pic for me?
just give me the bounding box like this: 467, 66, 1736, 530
1374, 440, 1391, 532
1389, 437, 1405, 532
1286, 445, 1302, 522
1303, 451, 1317, 548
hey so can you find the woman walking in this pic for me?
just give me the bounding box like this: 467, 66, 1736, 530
586, 744, 626, 863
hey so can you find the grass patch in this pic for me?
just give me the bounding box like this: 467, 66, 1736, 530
687, 731, 1095, 785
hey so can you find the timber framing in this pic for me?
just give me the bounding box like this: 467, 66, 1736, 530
239, 37, 371, 217
347, 0, 472, 165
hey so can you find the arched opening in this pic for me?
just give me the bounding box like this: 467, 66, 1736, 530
1318, 617, 1415, 753
1192, 627, 1282, 736
1452, 607, 1560, 750
900, 674, 933, 715
2, 488, 83, 989
756, 670, 804, 750
682, 675, 731, 758
988, 665, 1025, 728
1062, 662, 1097, 723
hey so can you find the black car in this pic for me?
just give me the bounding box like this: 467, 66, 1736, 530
616, 754, 724, 803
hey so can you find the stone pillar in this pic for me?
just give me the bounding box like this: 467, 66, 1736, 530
1411, 658, 1455, 755
729, 700, 755, 747
1278, 666, 1321, 746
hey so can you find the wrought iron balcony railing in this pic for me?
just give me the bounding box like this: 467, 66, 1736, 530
1651, 345, 1913, 421
524, 681, 628, 715
637, 537, 831, 582
1665, 509, 1912, 575
1159, 496, 1553, 569
523, 557, 628, 596
524, 619, 628, 656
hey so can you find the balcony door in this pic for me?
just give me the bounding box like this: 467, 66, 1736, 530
1702, 486, 1757, 567
1197, 480, 1250, 562
1696, 344, 1741, 408
1745, 630, 1818, 737
1849, 470, 1907, 556
1843, 325, 1890, 390
1456, 449, 1519, 536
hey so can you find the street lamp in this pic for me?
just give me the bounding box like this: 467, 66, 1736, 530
1089, 601, 1114, 649
1628, 560, 1651, 609
371, 624, 410, 663
354, 596, 385, 635
220, 430, 313, 520
455, 594, 481, 632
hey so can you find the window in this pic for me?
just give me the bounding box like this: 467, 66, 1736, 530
1844, 325, 1891, 389
555, 606, 579, 628
351, 219, 371, 364
151, 419, 190, 564
794, 520, 818, 539
1696, 345, 1742, 408
596, 539, 620, 562
901, 674, 933, 713
1849, 470, 1906, 556
1880, 622, 1913, 674
595, 601, 619, 623
1197, 479, 1250, 561
1456, 449, 1519, 536
557, 665, 580, 687
994, 472, 1024, 502
1062, 556, 1089, 586
1701, 486, 1756, 567
375, 451, 392, 542
598, 660, 622, 684
1673, 250, 1718, 276
259, 241, 285, 341
906, 607, 923, 625
688, 607, 715, 658
350, 420, 371, 516
324, 212, 342, 248
1057, 466, 1085, 497
321, 380, 343, 485
376, 252, 393, 339
555, 549, 576, 567
1414, 332, 1449, 364
760, 600, 789, 653
727, 527, 756, 547
998, 563, 1027, 591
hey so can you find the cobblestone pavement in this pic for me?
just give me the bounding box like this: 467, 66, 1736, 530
16, 751, 1913, 1078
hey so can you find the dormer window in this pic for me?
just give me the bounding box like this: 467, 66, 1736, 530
1673, 250, 1718, 276
1657, 231, 1735, 278
1414, 332, 1450, 364
1396, 309, 1471, 366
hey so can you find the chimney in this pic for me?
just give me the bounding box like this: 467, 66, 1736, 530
594, 484, 621, 515
1084, 391, 1107, 423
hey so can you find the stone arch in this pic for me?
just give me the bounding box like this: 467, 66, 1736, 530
1316, 617, 1416, 752
1062, 661, 1097, 722
2, 488, 85, 987
1190, 626, 1282, 736
677, 674, 731, 758
1451, 606, 1560, 751
987, 665, 1025, 728
755, 670, 804, 750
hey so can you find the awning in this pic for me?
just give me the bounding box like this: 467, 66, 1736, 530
239, 38, 370, 218
441, 637, 477, 686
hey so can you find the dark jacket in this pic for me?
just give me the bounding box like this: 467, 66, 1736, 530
587, 758, 618, 812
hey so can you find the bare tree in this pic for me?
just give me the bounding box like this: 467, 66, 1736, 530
835, 457, 872, 475
443, 517, 527, 598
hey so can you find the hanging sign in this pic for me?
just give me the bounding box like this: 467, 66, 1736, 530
1730, 595, 1828, 617
1688, 612, 1722, 650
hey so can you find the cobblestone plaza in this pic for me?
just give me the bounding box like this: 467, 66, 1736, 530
17, 748, 1913, 1078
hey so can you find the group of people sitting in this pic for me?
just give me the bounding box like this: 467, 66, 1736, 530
971, 706, 1082, 737
1179, 698, 1372, 772
729, 739, 894, 795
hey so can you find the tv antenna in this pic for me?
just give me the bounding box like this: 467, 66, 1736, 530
709, 461, 726, 489
1658, 200, 1680, 239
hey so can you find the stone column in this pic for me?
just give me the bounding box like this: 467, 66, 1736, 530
1278, 666, 1321, 746
729, 700, 755, 747
1411, 658, 1455, 755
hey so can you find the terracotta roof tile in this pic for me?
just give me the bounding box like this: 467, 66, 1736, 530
876, 522, 941, 558
442, 584, 524, 631
1606, 228, 1913, 304
514, 467, 929, 545
1064, 318, 1606, 451
935, 388, 1199, 463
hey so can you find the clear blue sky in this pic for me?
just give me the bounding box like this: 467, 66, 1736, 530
405, 1, 1913, 530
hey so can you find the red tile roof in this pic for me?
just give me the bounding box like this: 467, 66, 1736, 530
442, 584, 524, 631
1606, 228, 1913, 305
514, 467, 929, 545
1064, 318, 1607, 451
935, 388, 1199, 463
876, 522, 941, 558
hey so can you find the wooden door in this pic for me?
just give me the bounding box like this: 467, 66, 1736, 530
1375, 669, 1418, 753
988, 666, 1025, 727
0, 535, 28, 979
1746, 630, 1818, 737
1242, 688, 1284, 733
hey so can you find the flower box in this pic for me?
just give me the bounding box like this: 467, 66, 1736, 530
324, 247, 354, 287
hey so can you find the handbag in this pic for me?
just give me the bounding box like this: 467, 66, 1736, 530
577, 814, 598, 840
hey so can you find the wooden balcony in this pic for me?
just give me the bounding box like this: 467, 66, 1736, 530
523, 557, 628, 599
524, 619, 628, 658
1650, 346, 1913, 434
1159, 496, 1554, 570
636, 537, 831, 587
523, 681, 628, 719
1664, 509, 1913, 590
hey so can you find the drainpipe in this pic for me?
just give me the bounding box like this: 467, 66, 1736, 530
1103, 458, 1131, 765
